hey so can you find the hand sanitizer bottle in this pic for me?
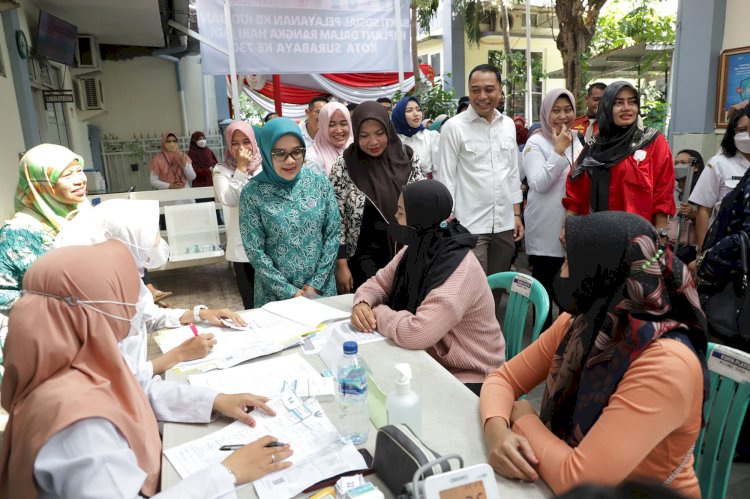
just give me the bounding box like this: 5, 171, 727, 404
386, 363, 421, 436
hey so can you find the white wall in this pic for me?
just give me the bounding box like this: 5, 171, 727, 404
0, 21, 30, 220
723, 0, 748, 51
94, 55, 218, 140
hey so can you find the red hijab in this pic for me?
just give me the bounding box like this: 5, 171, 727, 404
187, 131, 218, 187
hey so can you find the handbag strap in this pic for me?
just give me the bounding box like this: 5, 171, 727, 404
739, 231, 749, 288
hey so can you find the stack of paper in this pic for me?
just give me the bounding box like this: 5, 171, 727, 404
154, 308, 311, 372
261, 296, 351, 329
163, 391, 366, 499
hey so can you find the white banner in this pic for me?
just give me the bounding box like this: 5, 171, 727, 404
196, 0, 412, 75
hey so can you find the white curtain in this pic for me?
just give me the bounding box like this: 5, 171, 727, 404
310, 75, 416, 103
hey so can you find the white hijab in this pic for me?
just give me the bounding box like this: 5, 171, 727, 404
54, 199, 162, 276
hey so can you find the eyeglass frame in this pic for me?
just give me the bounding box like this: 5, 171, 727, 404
270, 147, 306, 162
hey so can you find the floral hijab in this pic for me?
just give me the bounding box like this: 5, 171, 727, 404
13, 143, 86, 234
541, 211, 709, 446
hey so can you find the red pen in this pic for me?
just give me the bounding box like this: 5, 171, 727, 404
189, 323, 199, 337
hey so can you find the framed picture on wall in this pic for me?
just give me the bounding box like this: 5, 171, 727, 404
716, 46, 750, 127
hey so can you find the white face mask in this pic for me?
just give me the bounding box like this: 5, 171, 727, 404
146, 239, 170, 269
674, 165, 689, 180
735, 132, 750, 154
196, 139, 207, 148
22, 290, 137, 323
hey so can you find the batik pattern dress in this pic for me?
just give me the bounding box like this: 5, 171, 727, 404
239, 167, 340, 307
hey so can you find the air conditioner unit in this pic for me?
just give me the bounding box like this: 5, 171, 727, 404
75, 35, 101, 70
75, 75, 105, 111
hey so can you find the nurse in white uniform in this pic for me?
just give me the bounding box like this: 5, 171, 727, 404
0, 242, 292, 498
690, 111, 750, 251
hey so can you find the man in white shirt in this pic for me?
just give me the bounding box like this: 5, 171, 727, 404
299, 96, 328, 150
437, 64, 524, 281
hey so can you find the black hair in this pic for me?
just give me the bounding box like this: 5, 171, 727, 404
376, 97, 392, 104
458, 96, 470, 105
468, 64, 502, 85
263, 112, 278, 123
308, 96, 329, 108
676, 148, 706, 191
346, 103, 358, 112
721, 110, 747, 158
457, 102, 470, 113
587, 82, 607, 95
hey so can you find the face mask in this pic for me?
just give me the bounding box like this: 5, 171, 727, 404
196, 139, 207, 148
551, 272, 580, 315
387, 223, 420, 247
735, 132, 750, 154
22, 289, 137, 322
674, 165, 689, 180
165, 142, 179, 152
147, 239, 170, 269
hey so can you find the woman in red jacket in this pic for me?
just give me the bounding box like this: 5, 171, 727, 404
563, 81, 675, 239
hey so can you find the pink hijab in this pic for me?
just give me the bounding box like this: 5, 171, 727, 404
148, 131, 189, 184
313, 102, 353, 175
223, 121, 262, 174
540, 89, 576, 143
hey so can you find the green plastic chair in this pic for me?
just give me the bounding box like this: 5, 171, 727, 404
694, 342, 750, 499
487, 271, 550, 361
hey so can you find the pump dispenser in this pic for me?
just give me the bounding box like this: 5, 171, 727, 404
386, 363, 422, 436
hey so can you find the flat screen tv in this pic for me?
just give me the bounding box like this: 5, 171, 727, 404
36, 11, 78, 66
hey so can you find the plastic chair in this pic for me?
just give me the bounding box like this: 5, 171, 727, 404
487, 272, 550, 361
694, 342, 750, 499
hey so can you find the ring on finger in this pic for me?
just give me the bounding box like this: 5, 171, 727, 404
271, 454, 276, 464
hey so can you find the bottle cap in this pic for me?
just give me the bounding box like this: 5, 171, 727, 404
343, 341, 358, 354
395, 363, 412, 386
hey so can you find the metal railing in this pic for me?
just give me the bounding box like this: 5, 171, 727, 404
101, 135, 225, 193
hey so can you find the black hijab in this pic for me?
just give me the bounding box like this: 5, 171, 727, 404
571, 81, 660, 212
343, 101, 413, 223
541, 212, 709, 446
388, 181, 478, 314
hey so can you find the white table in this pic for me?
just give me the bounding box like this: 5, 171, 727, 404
160, 295, 551, 498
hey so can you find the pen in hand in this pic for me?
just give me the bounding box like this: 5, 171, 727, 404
189, 323, 199, 337
219, 441, 286, 451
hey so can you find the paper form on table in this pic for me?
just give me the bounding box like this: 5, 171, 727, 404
261, 296, 350, 329
313, 321, 387, 370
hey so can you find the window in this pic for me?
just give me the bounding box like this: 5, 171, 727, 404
430, 53, 442, 78
488, 49, 544, 121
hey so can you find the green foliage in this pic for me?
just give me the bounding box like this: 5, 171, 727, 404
455, 0, 492, 48
640, 84, 668, 132
392, 75, 457, 118
488, 50, 546, 92
416, 0, 440, 33
591, 2, 675, 55
238, 93, 267, 124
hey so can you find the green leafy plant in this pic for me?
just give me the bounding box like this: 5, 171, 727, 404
391, 75, 457, 119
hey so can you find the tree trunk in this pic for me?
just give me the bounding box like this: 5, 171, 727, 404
500, 0, 512, 76
554, 0, 609, 106
411, 2, 421, 90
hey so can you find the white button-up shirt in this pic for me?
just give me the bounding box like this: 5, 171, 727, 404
436, 106, 522, 234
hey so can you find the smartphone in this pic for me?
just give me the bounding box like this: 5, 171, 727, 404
302, 448, 374, 493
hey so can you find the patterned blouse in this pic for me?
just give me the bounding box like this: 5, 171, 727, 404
239, 167, 340, 308
329, 153, 425, 259
0, 213, 55, 316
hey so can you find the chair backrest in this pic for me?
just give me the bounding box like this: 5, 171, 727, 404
487, 272, 550, 360
164, 201, 224, 262
694, 342, 750, 499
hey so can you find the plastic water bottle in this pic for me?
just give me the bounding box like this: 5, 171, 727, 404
337, 341, 370, 444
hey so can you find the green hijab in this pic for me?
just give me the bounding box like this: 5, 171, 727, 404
255, 118, 305, 188
14, 144, 86, 233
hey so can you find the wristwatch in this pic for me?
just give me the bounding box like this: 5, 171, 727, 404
657, 227, 669, 238
193, 304, 207, 323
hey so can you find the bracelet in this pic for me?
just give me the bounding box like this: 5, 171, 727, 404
193, 304, 207, 323
514, 214, 522, 218
220, 463, 237, 485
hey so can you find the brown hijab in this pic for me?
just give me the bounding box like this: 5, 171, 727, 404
0, 241, 162, 497
343, 101, 413, 222
149, 131, 189, 185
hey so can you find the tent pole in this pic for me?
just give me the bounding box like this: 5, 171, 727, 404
525, 0, 533, 123
224, 0, 241, 120
394, 0, 405, 92
273, 74, 283, 116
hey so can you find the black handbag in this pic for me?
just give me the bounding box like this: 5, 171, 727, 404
372, 424, 454, 497
702, 230, 750, 346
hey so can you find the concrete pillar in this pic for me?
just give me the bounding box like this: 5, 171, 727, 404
443, 1, 466, 97
213, 75, 230, 124
2, 9, 40, 149
670, 0, 727, 156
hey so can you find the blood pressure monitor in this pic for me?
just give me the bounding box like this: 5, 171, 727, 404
422, 463, 500, 499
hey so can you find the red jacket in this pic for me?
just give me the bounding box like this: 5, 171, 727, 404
563, 133, 676, 222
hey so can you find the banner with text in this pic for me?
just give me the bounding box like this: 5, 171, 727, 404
196, 0, 412, 75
